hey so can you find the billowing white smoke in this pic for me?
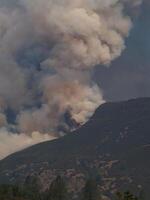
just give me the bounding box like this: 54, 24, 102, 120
0, 0, 141, 159
0, 128, 55, 159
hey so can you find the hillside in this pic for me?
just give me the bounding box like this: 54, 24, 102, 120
0, 98, 150, 199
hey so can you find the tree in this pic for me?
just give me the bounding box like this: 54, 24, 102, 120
116, 191, 139, 200
0, 184, 25, 200
46, 176, 68, 200
23, 175, 41, 200
139, 190, 145, 200
81, 179, 101, 200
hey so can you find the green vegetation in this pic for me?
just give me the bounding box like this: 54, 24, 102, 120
0, 176, 144, 200
81, 179, 101, 200
0, 184, 25, 200
0, 176, 68, 200
46, 176, 68, 200
116, 191, 139, 200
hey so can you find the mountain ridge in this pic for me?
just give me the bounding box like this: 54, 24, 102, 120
0, 97, 150, 199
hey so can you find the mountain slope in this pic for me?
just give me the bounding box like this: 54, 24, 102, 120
0, 98, 150, 198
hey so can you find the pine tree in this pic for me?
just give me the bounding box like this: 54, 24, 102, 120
139, 190, 145, 200
46, 176, 68, 200
24, 175, 41, 200
116, 191, 139, 200
81, 179, 101, 200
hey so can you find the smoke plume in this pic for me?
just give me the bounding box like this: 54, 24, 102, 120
0, 0, 142, 159
0, 128, 55, 159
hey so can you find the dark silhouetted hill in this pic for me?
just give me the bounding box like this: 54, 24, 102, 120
0, 98, 150, 199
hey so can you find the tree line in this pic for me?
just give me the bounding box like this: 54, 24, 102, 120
0, 175, 144, 200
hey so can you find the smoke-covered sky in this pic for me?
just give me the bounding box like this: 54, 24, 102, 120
0, 0, 149, 159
